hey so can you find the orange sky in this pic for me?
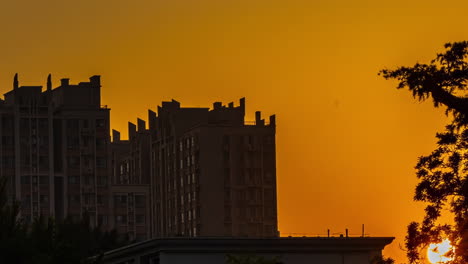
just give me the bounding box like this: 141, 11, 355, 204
1, 0, 466, 262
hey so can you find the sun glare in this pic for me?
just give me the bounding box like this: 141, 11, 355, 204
427, 239, 453, 263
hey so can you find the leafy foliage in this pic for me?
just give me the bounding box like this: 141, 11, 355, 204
405, 126, 468, 263
381, 42, 468, 263
380, 41, 468, 126
0, 177, 128, 264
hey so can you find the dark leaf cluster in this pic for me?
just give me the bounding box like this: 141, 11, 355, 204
379, 41, 468, 126
404, 125, 468, 264
381, 42, 468, 263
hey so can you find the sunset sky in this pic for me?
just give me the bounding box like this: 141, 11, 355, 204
1, 0, 466, 262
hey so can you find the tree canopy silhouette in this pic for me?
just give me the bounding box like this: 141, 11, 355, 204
381, 42, 468, 264
380, 41, 468, 127
0, 176, 128, 264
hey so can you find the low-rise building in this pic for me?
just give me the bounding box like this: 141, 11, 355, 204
98, 236, 394, 264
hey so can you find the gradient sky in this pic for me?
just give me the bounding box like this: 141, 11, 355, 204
1, 0, 466, 262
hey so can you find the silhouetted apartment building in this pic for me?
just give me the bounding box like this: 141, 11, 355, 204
110, 121, 152, 241
2, 74, 278, 240
0, 74, 111, 226
147, 99, 278, 238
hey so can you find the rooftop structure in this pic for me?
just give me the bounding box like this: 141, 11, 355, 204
97, 236, 395, 264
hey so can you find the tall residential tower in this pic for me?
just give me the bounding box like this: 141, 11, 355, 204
0, 75, 111, 226
147, 99, 278, 237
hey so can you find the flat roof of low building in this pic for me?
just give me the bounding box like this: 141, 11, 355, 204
101, 236, 394, 263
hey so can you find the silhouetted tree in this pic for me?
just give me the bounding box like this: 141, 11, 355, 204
0, 177, 32, 263
381, 42, 468, 264
380, 41, 468, 127
0, 176, 128, 264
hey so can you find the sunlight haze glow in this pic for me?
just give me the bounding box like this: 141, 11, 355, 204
427, 239, 453, 264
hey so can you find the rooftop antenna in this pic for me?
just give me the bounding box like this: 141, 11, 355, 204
47, 74, 52, 91
13, 73, 18, 89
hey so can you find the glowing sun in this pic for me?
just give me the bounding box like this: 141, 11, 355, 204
427, 239, 453, 263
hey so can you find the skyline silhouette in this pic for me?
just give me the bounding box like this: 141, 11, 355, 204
3, 1, 468, 262
0, 74, 278, 241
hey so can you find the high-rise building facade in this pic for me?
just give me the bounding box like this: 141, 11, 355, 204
148, 99, 278, 238
0, 75, 111, 226
110, 121, 152, 241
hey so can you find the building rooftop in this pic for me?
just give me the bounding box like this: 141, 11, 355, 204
100, 236, 395, 263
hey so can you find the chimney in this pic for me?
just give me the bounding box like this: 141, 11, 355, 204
47, 74, 52, 91
128, 122, 136, 139
148, 109, 157, 130
255, 111, 264, 126
61, 78, 69, 86
213, 102, 222, 110
228, 102, 234, 108
137, 118, 146, 132
269, 115, 276, 126
90, 75, 101, 87
239, 97, 245, 115
13, 73, 18, 89
112, 129, 121, 142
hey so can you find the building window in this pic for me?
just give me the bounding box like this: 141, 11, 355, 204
96, 119, 105, 128
84, 176, 92, 185
135, 195, 145, 208
70, 195, 80, 205
97, 195, 103, 205
96, 157, 107, 168
98, 215, 108, 225
116, 215, 127, 224
21, 176, 30, 184
22, 195, 31, 207
40, 195, 48, 204
69, 176, 79, 184
114, 195, 127, 207
39, 176, 48, 185
39, 156, 49, 169
22, 215, 31, 224
136, 214, 145, 224
96, 138, 106, 148
84, 194, 95, 205
67, 137, 79, 149
135, 234, 146, 242
2, 136, 13, 146
97, 176, 107, 186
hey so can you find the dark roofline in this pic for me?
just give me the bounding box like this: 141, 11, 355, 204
100, 237, 394, 262
4, 85, 43, 96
